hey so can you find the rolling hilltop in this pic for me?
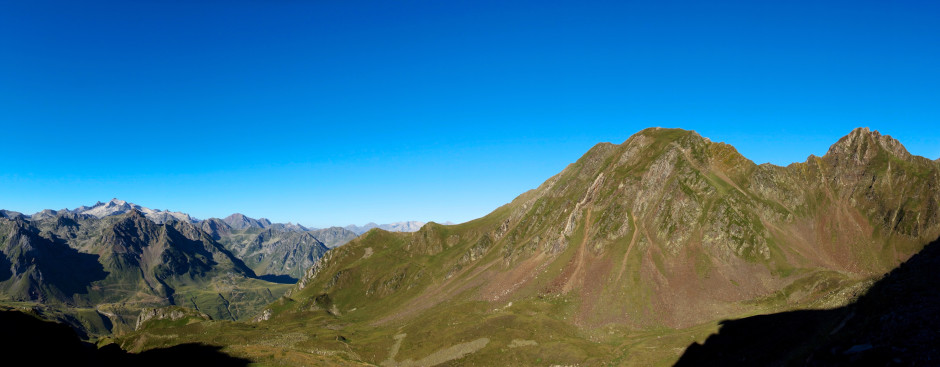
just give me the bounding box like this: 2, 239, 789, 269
113, 127, 939, 366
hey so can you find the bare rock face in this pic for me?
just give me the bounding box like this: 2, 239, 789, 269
252, 308, 272, 322
136, 306, 210, 330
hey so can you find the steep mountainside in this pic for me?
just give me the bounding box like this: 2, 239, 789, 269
216, 228, 330, 281
0, 210, 290, 335
202, 127, 938, 366
290, 127, 938, 323
199, 218, 357, 279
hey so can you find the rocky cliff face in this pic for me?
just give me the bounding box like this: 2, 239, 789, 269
283, 127, 939, 339
135, 306, 211, 330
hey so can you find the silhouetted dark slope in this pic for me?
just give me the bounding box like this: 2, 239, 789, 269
0, 310, 250, 367
675, 236, 940, 366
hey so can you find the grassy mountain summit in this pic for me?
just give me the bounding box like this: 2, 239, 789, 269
116, 128, 940, 365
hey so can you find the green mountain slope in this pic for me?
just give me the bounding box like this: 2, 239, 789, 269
119, 128, 940, 366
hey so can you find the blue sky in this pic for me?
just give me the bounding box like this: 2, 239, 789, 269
2, 0, 938, 227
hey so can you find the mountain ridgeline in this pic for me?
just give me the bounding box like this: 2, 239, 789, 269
344, 221, 427, 235
0, 199, 426, 336
232, 127, 937, 366
6, 200, 361, 281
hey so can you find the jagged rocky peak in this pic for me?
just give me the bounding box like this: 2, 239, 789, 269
72, 198, 194, 224
29, 209, 68, 221
105, 209, 160, 250
269, 222, 310, 232
222, 213, 272, 229
0, 210, 26, 219
199, 217, 232, 240
80, 198, 132, 218
825, 127, 911, 163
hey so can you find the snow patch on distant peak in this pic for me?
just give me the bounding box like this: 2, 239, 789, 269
75, 199, 195, 224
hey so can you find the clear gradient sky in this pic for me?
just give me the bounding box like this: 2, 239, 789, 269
2, 0, 938, 227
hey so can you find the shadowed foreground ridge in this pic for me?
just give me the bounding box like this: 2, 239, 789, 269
0, 310, 250, 367
675, 236, 940, 366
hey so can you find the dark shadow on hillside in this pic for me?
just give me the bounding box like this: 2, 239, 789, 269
0, 310, 251, 367
0, 255, 11, 282
43, 234, 110, 295
675, 237, 940, 366
7, 222, 109, 297
258, 274, 298, 284
164, 224, 218, 274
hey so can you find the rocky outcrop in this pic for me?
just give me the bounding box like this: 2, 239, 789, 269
135, 306, 210, 330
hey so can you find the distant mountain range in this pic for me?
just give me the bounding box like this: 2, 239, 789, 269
6, 198, 430, 236
0, 199, 435, 301
0, 198, 444, 337
0, 210, 289, 336
10, 198, 195, 224
343, 221, 427, 235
